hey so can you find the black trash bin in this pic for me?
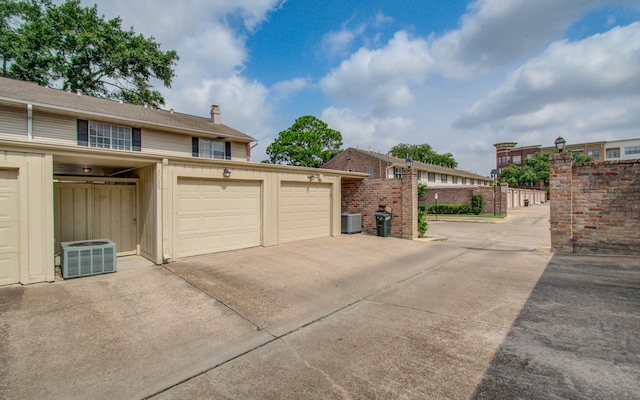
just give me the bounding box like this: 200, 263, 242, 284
375, 211, 391, 237
524, 199, 530, 207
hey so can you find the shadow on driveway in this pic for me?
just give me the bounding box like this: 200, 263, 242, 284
472, 254, 640, 399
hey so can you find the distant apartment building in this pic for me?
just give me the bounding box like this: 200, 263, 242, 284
323, 147, 492, 187
494, 137, 640, 172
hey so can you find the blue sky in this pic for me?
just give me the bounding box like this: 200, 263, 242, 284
80, 0, 640, 174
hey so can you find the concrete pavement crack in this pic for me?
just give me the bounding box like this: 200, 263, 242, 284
160, 265, 276, 337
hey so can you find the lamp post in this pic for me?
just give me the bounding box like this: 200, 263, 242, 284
405, 156, 413, 169
554, 136, 566, 153
490, 169, 500, 216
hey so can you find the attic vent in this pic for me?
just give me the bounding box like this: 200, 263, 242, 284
61, 240, 116, 278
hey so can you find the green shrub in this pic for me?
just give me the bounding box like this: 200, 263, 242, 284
427, 203, 470, 214
471, 195, 484, 215
417, 182, 427, 198
418, 209, 428, 236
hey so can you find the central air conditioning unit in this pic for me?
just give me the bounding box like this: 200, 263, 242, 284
60, 239, 117, 278
341, 213, 362, 234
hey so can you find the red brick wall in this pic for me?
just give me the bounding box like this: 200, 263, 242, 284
322, 149, 390, 178
341, 170, 417, 239
550, 154, 640, 255
420, 185, 508, 215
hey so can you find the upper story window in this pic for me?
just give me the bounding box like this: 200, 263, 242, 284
462, 178, 467, 185
77, 119, 141, 152
441, 174, 447, 183
394, 167, 403, 179
90, 122, 132, 150
199, 138, 226, 159
192, 137, 231, 159
452, 176, 458, 184
625, 146, 640, 155
428, 172, 436, 182
366, 167, 372, 177
512, 156, 522, 164
470, 179, 475, 185
606, 148, 620, 159
593, 149, 600, 158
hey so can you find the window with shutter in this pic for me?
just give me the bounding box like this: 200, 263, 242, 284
78, 120, 140, 151
194, 138, 231, 159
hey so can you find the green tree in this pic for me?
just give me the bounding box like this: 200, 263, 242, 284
1, 0, 179, 107
265, 116, 343, 167
0, 0, 24, 77
572, 152, 593, 163
499, 164, 523, 186
525, 153, 550, 184
389, 143, 458, 168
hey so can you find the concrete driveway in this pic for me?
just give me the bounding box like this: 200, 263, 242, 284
1, 204, 638, 399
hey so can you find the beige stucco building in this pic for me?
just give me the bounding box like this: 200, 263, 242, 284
0, 77, 363, 285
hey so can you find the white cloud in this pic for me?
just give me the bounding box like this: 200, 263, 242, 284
454, 22, 640, 129
430, 0, 638, 80
166, 74, 272, 138
320, 31, 434, 111
270, 78, 309, 99
321, 25, 366, 57
374, 12, 393, 26
321, 107, 413, 151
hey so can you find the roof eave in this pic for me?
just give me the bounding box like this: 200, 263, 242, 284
0, 96, 255, 142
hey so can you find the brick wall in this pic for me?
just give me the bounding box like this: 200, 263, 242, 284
322, 149, 390, 178
420, 184, 509, 215
341, 169, 417, 239
550, 153, 640, 255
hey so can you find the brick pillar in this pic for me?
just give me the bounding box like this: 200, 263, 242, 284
549, 152, 573, 253
401, 169, 418, 239
498, 182, 508, 216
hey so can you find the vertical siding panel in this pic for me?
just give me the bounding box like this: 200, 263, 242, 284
138, 163, 160, 263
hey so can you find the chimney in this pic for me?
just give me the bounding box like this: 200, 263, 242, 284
210, 104, 221, 124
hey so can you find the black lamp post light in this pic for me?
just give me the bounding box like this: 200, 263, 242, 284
405, 156, 413, 169
554, 136, 566, 153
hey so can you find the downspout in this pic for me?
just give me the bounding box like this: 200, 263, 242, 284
27, 104, 33, 141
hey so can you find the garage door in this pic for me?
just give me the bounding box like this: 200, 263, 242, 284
279, 182, 331, 243
176, 178, 261, 258
0, 169, 19, 286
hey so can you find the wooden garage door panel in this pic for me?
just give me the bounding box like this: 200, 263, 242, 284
279, 183, 330, 243
0, 169, 19, 286
94, 185, 137, 255
177, 179, 261, 257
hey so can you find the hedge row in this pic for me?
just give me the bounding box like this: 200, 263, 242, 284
427, 203, 470, 214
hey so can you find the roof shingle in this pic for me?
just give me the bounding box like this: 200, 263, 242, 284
0, 77, 254, 141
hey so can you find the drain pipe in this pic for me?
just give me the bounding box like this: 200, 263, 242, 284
27, 104, 33, 141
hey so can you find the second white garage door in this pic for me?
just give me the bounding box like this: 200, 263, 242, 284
176, 178, 261, 258
279, 182, 331, 243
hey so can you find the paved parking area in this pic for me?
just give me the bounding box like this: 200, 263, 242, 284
1, 204, 639, 399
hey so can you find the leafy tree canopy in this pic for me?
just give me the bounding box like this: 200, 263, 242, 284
389, 143, 458, 168
264, 116, 343, 167
0, 0, 179, 107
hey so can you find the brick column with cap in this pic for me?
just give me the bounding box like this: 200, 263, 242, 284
549, 152, 574, 253
401, 169, 418, 239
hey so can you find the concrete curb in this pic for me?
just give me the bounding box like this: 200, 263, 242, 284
426, 215, 512, 224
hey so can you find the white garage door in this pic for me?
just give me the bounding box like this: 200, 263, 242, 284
279, 182, 331, 243
0, 169, 19, 286
176, 178, 261, 258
